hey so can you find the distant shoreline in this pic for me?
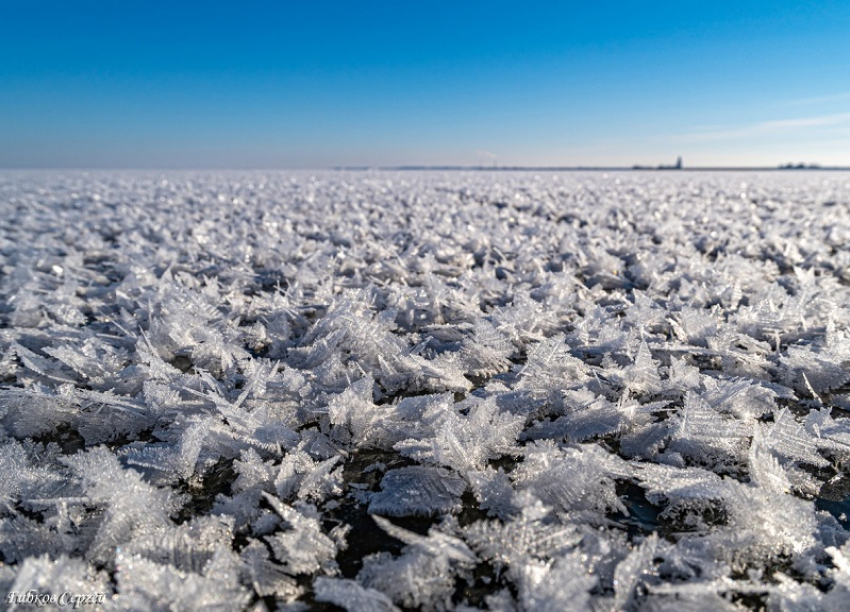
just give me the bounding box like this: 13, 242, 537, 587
371, 165, 850, 172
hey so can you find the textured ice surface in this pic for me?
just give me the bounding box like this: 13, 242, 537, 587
2, 170, 850, 610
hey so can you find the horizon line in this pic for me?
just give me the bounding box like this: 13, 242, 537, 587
2, 165, 850, 173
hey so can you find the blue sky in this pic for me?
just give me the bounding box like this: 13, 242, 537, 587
2, 1, 849, 168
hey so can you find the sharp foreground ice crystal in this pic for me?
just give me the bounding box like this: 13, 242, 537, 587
2, 169, 850, 610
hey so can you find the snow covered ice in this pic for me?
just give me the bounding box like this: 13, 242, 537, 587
2, 169, 850, 610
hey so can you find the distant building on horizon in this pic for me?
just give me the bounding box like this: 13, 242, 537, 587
632, 156, 683, 170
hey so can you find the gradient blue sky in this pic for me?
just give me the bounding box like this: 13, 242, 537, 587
2, 1, 850, 168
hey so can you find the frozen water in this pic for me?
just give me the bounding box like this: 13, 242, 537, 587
1, 169, 850, 609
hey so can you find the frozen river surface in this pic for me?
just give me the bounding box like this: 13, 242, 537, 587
2, 170, 850, 610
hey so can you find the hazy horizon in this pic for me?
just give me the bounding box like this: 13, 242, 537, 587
2, 1, 850, 169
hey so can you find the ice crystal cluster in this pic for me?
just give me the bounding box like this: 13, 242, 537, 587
2, 170, 850, 611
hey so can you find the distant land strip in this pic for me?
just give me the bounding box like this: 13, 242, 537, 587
338, 165, 850, 172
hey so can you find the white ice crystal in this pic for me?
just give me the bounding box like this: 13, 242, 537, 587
112, 549, 251, 611
613, 534, 659, 610
368, 465, 466, 517
327, 374, 399, 449
395, 396, 523, 474
463, 500, 581, 570
665, 391, 752, 469
262, 493, 340, 576
514, 552, 597, 612
358, 515, 477, 610
62, 446, 179, 565
512, 441, 627, 520
313, 576, 400, 612
240, 540, 302, 600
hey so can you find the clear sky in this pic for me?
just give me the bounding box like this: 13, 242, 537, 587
2, 1, 849, 168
